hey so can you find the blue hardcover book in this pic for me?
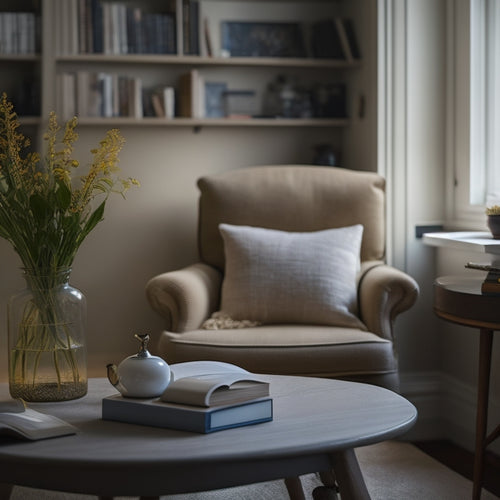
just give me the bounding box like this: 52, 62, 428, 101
102, 395, 273, 433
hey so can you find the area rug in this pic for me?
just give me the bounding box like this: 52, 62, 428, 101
10, 441, 500, 500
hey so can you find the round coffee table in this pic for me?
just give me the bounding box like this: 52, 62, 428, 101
0, 376, 416, 500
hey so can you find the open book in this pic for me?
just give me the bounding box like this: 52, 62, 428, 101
0, 399, 77, 441
161, 361, 270, 407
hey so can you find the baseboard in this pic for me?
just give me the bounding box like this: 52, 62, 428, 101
399, 371, 444, 442
399, 371, 500, 455
441, 374, 500, 455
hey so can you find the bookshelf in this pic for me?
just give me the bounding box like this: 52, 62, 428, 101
0, 0, 376, 168
0, 1, 41, 121
41, 0, 362, 127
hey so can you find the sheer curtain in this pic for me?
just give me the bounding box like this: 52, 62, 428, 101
471, 0, 500, 206
484, 0, 500, 205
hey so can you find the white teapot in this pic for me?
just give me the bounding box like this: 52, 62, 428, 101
106, 333, 171, 398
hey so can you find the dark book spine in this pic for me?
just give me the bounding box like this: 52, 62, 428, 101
91, 0, 103, 53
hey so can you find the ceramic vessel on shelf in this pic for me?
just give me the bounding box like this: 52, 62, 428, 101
107, 333, 171, 398
487, 214, 500, 239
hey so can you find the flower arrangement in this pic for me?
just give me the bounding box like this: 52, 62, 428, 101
485, 205, 500, 216
0, 93, 138, 270
0, 93, 138, 400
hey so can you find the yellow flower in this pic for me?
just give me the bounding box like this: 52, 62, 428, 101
486, 205, 500, 216
0, 93, 138, 270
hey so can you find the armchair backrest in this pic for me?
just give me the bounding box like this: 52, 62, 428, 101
197, 165, 386, 271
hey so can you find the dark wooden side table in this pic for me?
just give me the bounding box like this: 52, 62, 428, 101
434, 276, 500, 500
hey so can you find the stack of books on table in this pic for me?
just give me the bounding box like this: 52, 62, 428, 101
102, 361, 272, 433
466, 262, 500, 295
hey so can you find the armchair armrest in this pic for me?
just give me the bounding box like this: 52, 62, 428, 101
358, 261, 419, 341
145, 263, 223, 333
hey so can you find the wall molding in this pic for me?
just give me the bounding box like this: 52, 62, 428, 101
377, 0, 408, 270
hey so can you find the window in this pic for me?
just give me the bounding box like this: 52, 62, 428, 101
449, 0, 500, 226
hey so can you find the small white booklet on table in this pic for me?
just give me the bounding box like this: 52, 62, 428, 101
0, 399, 77, 441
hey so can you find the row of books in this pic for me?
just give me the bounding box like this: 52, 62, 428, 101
102, 361, 273, 434
57, 69, 349, 121
0, 12, 38, 55
57, 71, 177, 120
55, 0, 177, 56
57, 69, 238, 120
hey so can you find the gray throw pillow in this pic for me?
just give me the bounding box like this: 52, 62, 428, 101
219, 223, 366, 329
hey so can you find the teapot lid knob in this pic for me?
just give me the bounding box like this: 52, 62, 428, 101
134, 333, 151, 358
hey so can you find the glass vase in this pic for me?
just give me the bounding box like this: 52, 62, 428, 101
8, 268, 87, 402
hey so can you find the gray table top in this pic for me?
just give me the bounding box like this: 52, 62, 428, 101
0, 376, 417, 497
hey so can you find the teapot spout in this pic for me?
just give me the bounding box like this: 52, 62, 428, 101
106, 363, 119, 388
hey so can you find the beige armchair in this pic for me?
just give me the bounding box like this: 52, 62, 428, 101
146, 165, 419, 392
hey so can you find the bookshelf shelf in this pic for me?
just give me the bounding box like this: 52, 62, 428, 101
75, 116, 350, 127
18, 116, 42, 125
56, 54, 360, 69
0, 54, 40, 62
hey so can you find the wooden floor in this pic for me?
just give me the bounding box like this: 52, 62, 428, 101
414, 440, 500, 498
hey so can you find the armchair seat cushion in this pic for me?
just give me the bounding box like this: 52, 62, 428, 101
159, 325, 396, 381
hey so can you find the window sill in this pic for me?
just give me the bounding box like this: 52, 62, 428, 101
423, 231, 500, 255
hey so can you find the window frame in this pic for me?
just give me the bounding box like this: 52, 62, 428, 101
446, 0, 494, 229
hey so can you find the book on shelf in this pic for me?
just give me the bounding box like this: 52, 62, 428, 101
311, 19, 345, 59
221, 21, 306, 58
340, 18, 361, 59
205, 82, 227, 118
58, 0, 177, 55
178, 69, 204, 118
102, 361, 273, 433
150, 86, 176, 118
0, 399, 77, 441
311, 18, 360, 61
128, 77, 143, 118
182, 0, 200, 55
0, 11, 37, 55
60, 71, 146, 118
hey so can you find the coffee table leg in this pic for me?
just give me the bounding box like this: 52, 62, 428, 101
284, 477, 306, 500
0, 483, 13, 500
330, 449, 371, 500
